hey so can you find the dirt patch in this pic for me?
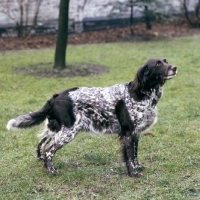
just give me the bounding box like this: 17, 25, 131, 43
1, 22, 200, 52
14, 62, 109, 78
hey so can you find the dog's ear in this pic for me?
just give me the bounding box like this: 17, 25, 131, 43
137, 65, 149, 83
130, 65, 149, 95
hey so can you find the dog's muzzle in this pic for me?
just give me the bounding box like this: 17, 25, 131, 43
165, 66, 177, 80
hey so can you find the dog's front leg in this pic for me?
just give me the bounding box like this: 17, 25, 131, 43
132, 134, 146, 171
122, 134, 143, 178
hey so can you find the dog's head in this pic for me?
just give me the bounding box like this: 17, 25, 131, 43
131, 58, 177, 95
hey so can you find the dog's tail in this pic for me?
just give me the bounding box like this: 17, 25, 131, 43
6, 98, 54, 131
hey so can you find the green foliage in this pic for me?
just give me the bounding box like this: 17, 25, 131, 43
1, 35, 200, 199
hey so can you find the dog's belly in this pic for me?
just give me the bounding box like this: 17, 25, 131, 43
74, 104, 121, 134
81, 116, 121, 134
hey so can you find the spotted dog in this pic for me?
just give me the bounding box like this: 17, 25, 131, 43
6, 58, 177, 177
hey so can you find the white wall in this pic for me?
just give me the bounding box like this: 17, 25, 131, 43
0, 0, 197, 26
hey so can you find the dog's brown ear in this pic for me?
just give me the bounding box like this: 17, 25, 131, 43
137, 65, 149, 83
131, 65, 149, 93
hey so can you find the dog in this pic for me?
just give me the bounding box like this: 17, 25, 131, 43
6, 58, 177, 177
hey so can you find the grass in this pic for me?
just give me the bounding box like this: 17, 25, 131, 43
1, 35, 200, 199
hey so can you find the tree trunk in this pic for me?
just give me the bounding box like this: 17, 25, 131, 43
54, 0, 70, 69
17, 4, 24, 37
144, 5, 152, 30
183, 0, 194, 27
26, 0, 43, 36
130, 0, 134, 36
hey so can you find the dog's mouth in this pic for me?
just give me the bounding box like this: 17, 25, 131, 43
163, 70, 178, 80
164, 73, 177, 80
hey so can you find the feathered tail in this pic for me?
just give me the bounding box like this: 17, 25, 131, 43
6, 99, 53, 131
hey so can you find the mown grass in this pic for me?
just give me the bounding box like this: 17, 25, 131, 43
0, 35, 200, 199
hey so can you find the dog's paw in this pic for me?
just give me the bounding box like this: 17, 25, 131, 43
129, 172, 143, 178
137, 164, 146, 171
43, 160, 57, 175
47, 165, 57, 175
128, 168, 143, 178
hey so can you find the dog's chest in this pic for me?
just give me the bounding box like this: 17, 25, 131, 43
125, 95, 158, 134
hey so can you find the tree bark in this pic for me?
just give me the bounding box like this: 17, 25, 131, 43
130, 0, 134, 36
144, 5, 152, 30
18, 3, 24, 37
54, 0, 70, 69
183, 0, 194, 27
26, 0, 43, 36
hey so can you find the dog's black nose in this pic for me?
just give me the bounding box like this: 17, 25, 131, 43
171, 66, 177, 72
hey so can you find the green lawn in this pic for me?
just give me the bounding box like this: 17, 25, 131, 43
0, 35, 200, 199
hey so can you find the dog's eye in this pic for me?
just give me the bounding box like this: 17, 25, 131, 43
156, 61, 162, 66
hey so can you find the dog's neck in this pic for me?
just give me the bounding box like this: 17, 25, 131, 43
128, 82, 163, 105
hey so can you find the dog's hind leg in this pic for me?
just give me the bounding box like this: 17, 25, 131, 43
37, 136, 47, 159
37, 134, 51, 160
44, 118, 82, 174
